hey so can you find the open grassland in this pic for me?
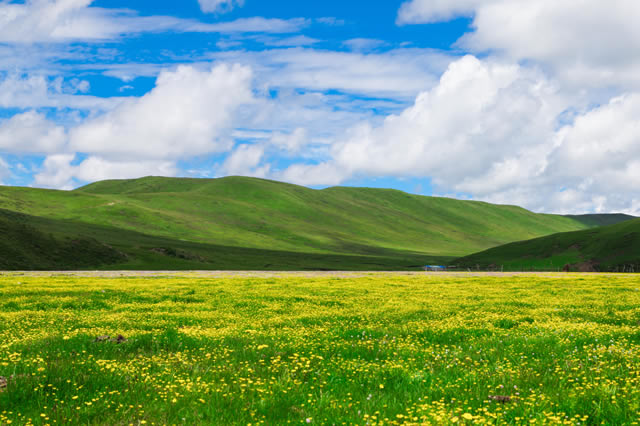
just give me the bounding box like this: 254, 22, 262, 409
1, 273, 640, 425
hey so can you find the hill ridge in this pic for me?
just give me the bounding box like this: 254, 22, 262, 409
0, 176, 635, 270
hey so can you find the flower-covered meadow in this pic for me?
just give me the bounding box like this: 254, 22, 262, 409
1, 272, 639, 425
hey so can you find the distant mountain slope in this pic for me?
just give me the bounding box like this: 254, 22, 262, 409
74, 176, 627, 257
455, 218, 640, 271
565, 214, 636, 227
0, 176, 634, 270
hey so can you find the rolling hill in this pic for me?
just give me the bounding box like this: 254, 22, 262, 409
0, 208, 125, 270
455, 217, 640, 272
0, 176, 633, 270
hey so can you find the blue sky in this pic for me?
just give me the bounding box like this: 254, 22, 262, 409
1, 0, 640, 215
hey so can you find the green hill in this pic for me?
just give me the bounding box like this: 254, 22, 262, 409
0, 209, 125, 270
455, 218, 640, 272
0, 176, 633, 270
565, 214, 636, 227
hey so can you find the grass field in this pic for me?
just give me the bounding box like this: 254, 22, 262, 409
1, 272, 640, 425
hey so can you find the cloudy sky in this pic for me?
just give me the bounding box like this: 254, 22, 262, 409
1, 0, 639, 215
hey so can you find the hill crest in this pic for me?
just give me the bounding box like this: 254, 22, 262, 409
0, 176, 635, 270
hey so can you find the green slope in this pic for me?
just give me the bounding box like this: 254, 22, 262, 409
0, 207, 435, 271
0, 209, 125, 270
0, 176, 633, 270
455, 218, 640, 272
565, 214, 636, 227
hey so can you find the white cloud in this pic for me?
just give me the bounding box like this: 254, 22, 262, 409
0, 111, 66, 154
281, 56, 561, 188
198, 0, 244, 14
33, 153, 77, 189
277, 55, 640, 214
209, 48, 454, 100
0, 0, 117, 43
82, 52, 414, 161
315, 17, 344, 26
68, 78, 90, 93
397, 0, 640, 90
90, 48, 452, 102
221, 143, 269, 177
460, 93, 640, 215
0, 0, 308, 44
278, 162, 346, 187
0, 73, 124, 110
187, 17, 310, 34
238, 90, 383, 156
0, 156, 9, 184
397, 0, 481, 24
20, 63, 256, 190
34, 154, 177, 189
343, 38, 387, 52
540, 94, 640, 213
269, 128, 308, 153
262, 48, 449, 99
69, 64, 253, 160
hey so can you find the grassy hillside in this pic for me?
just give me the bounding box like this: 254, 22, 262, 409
0, 176, 633, 270
565, 213, 635, 227
0, 209, 125, 270
455, 218, 640, 271
0, 207, 438, 271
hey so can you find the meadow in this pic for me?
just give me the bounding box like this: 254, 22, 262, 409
1, 272, 640, 425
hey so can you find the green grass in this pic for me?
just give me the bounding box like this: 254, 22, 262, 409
0, 176, 633, 270
1, 272, 640, 425
565, 213, 636, 227
0, 209, 126, 270
0, 208, 440, 271
456, 217, 640, 271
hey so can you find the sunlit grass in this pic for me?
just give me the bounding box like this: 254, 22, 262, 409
1, 272, 639, 425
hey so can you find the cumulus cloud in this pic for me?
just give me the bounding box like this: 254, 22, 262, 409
33, 153, 77, 189
0, 0, 118, 43
221, 144, 269, 177
269, 128, 308, 153
0, 111, 66, 154
69, 64, 253, 160
34, 154, 177, 189
397, 0, 640, 89
281, 56, 561, 186
279, 55, 640, 214
198, 0, 244, 14
25, 63, 255, 189
540, 94, 640, 213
